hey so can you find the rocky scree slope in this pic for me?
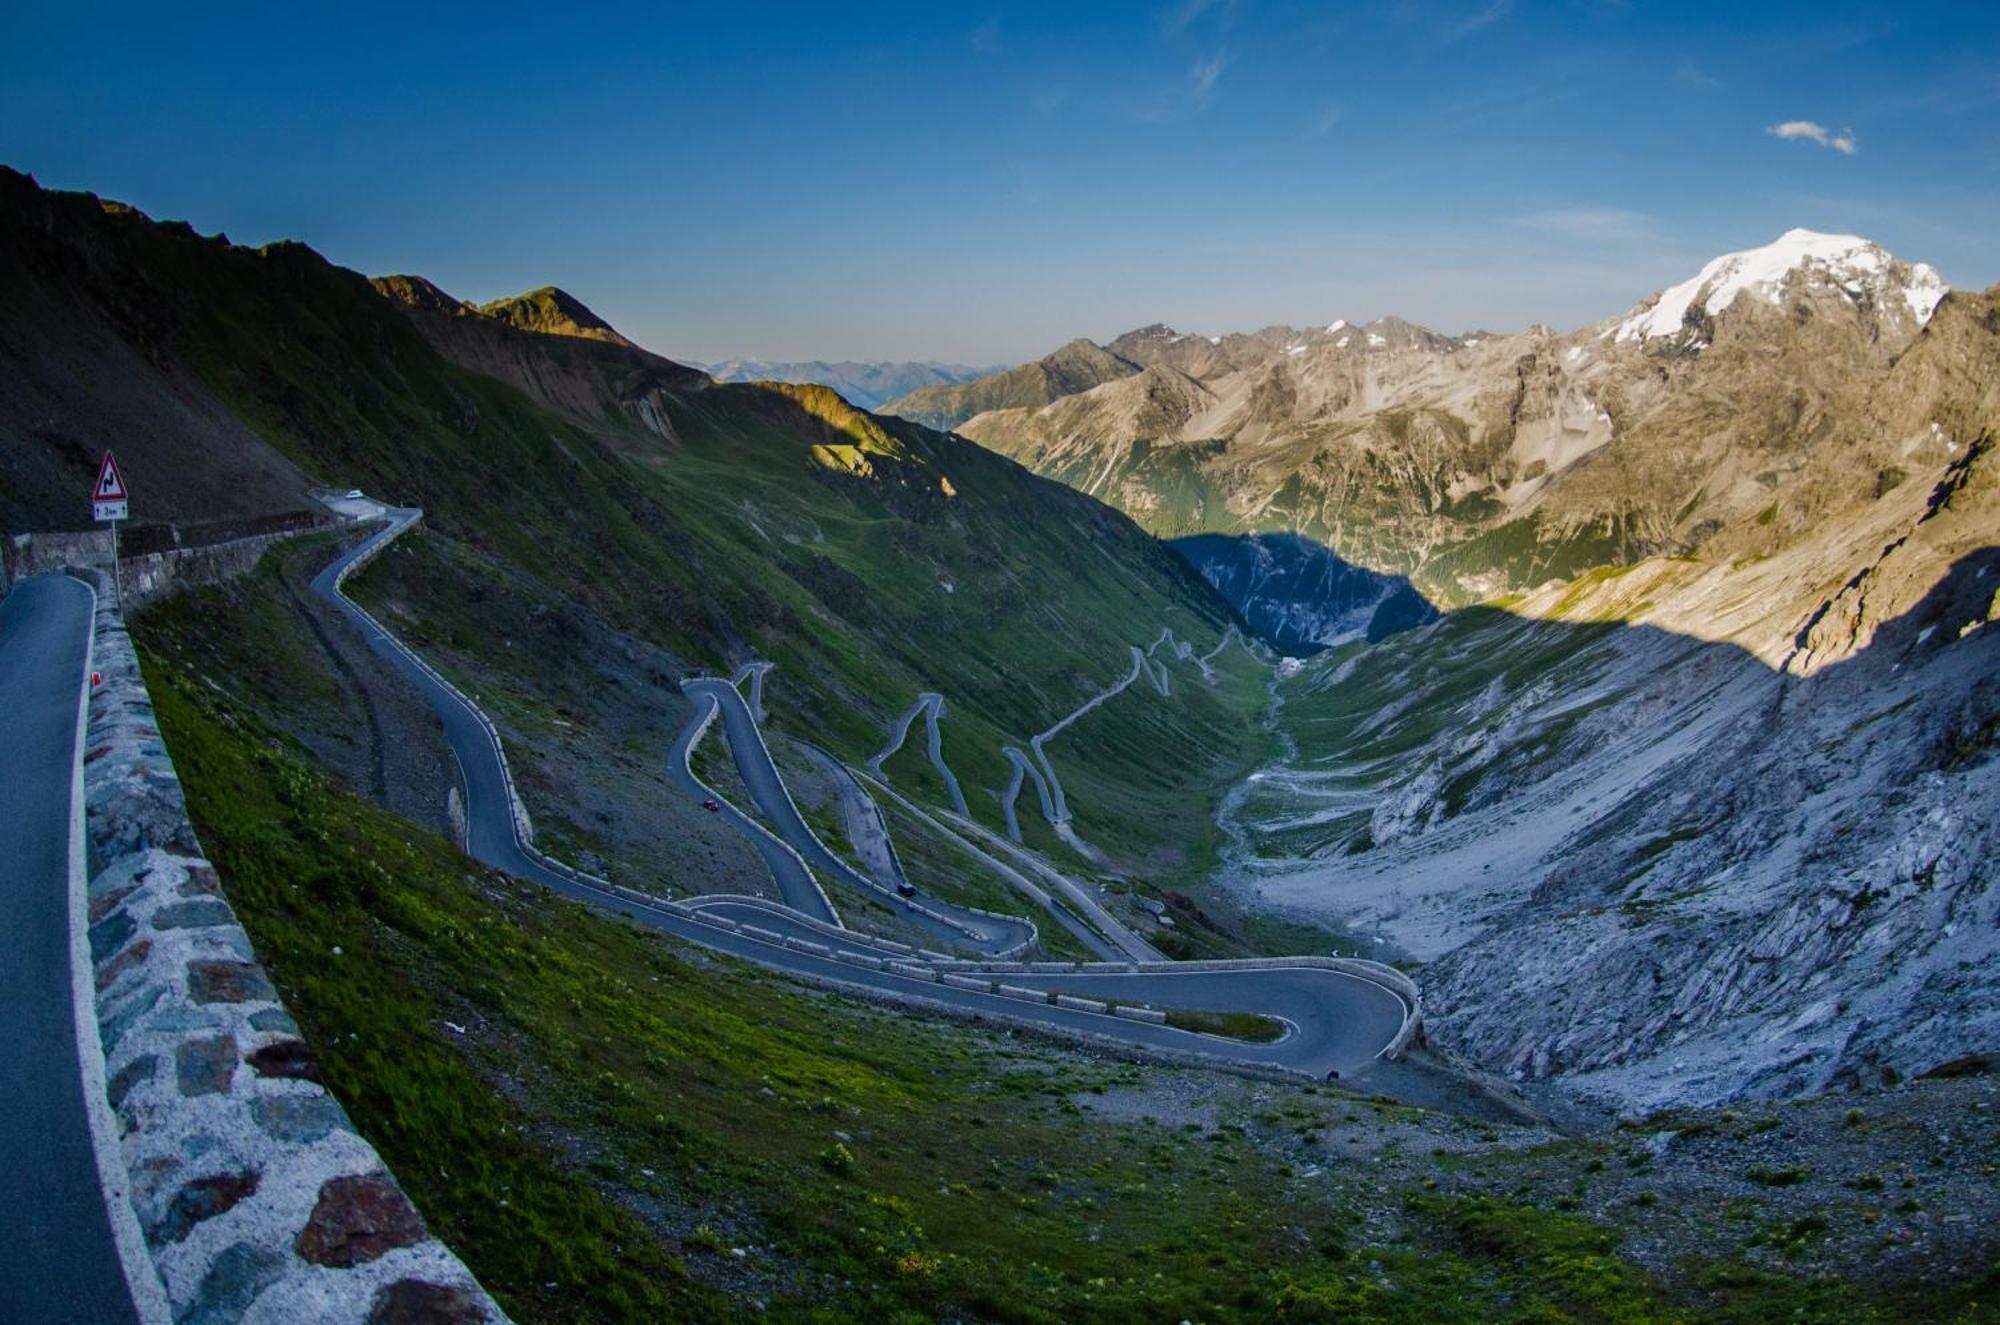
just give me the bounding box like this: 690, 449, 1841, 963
1227, 287, 2000, 1110
948, 231, 1957, 611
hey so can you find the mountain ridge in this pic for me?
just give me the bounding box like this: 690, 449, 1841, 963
476, 283, 637, 347
0, 165, 1267, 900
885, 337, 1143, 430
943, 229, 1966, 609
688, 357, 998, 410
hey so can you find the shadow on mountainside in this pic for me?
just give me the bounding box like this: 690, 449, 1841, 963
1170, 529, 1439, 655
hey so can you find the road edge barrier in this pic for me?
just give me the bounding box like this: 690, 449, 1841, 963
73, 563, 509, 1323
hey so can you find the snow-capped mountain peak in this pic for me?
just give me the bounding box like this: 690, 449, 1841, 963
1613, 228, 1948, 343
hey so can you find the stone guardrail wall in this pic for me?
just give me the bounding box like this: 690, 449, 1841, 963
6, 527, 114, 591
120, 528, 319, 610
5, 524, 332, 609
77, 567, 508, 1322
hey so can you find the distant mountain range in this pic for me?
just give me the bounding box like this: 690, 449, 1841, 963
686, 357, 1002, 411
909, 230, 1958, 611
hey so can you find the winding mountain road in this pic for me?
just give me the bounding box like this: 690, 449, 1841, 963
667, 688, 842, 925
868, 692, 970, 815
308, 511, 1418, 1079
855, 769, 1129, 962
679, 676, 1032, 955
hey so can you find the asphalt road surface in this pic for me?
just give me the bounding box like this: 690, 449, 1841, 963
869, 692, 970, 816
666, 688, 842, 925
681, 677, 1035, 955
0, 575, 144, 1325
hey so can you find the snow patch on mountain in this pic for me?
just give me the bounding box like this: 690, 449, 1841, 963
1614, 228, 1947, 343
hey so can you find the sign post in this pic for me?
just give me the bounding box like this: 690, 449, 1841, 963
93, 451, 129, 607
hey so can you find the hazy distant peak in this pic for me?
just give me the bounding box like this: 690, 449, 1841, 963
689, 357, 997, 409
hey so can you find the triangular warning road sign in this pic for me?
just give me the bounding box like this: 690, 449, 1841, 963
95, 451, 128, 501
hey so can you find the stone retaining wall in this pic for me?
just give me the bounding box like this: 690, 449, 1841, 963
120, 529, 314, 610
79, 572, 508, 1323
5, 527, 113, 590
5, 526, 325, 609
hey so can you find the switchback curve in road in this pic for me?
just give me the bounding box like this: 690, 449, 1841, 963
667, 690, 841, 925
868, 692, 970, 816
857, 768, 1128, 963
679, 677, 1031, 956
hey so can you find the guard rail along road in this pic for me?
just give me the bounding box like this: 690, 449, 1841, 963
75, 563, 508, 1324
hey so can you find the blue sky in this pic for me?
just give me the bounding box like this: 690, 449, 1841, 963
4, 2, 1996, 364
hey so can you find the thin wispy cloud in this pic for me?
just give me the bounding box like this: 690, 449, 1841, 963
1442, 0, 1514, 41
1674, 63, 1723, 90
1508, 208, 1656, 244
1189, 50, 1232, 98
1303, 103, 1344, 139
1161, 0, 1243, 38
1133, 48, 1235, 121
1767, 119, 1858, 155
968, 13, 1003, 54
